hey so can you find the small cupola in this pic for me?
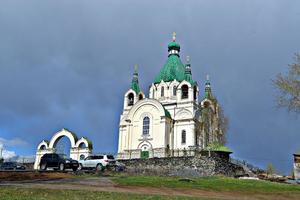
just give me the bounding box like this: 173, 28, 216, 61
205, 75, 213, 99
184, 56, 193, 83
131, 64, 141, 94
168, 32, 180, 57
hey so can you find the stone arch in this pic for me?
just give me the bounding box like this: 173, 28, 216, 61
49, 129, 77, 149
34, 128, 93, 170
138, 141, 153, 158
138, 140, 153, 150
37, 140, 49, 150
175, 108, 193, 120
127, 99, 167, 120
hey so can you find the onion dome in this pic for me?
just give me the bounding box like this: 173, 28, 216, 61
168, 32, 180, 56
153, 33, 186, 84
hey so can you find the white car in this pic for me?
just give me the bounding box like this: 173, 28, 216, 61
78, 155, 116, 171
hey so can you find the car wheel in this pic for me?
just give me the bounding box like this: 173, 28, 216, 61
40, 163, 47, 171
59, 163, 65, 171
72, 167, 78, 172
96, 163, 104, 172
77, 164, 83, 171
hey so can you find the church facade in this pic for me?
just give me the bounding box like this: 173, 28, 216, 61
117, 34, 225, 159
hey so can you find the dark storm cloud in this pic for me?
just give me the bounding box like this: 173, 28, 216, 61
0, 0, 300, 173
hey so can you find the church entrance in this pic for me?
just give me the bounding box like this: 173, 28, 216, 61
141, 151, 149, 159
140, 143, 151, 159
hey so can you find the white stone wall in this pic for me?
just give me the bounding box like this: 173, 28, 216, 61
118, 99, 172, 159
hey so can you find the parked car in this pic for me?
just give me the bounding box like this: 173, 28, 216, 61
0, 162, 26, 170
39, 153, 79, 171
78, 155, 116, 171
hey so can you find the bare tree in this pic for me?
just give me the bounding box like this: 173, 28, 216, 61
266, 163, 275, 177
218, 106, 229, 145
273, 53, 300, 113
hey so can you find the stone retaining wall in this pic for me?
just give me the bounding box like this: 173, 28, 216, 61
118, 154, 245, 177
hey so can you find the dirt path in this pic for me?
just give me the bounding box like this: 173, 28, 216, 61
1, 177, 299, 200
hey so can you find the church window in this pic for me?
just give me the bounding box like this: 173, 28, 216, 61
139, 94, 143, 100
181, 85, 188, 99
193, 86, 197, 100
128, 93, 134, 106
40, 145, 46, 150
161, 86, 164, 97
173, 86, 177, 96
143, 117, 150, 135
80, 154, 85, 160
181, 130, 186, 144
78, 142, 86, 149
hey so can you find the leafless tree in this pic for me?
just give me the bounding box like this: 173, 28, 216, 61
218, 106, 229, 145
273, 53, 300, 113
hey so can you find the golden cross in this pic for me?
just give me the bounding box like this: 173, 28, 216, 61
186, 56, 190, 63
134, 64, 138, 72
206, 74, 210, 81
172, 32, 176, 41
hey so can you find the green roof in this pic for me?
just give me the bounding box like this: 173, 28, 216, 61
163, 107, 172, 119
131, 68, 141, 94
154, 54, 186, 84
206, 143, 233, 153
131, 79, 141, 94
154, 39, 195, 84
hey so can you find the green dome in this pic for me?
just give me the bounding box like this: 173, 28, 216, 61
168, 41, 180, 49
154, 54, 186, 84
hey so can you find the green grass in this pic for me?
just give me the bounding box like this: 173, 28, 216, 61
113, 175, 300, 194
0, 187, 214, 200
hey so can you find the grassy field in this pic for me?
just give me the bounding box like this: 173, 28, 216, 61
113, 175, 300, 194
0, 187, 214, 200
1, 174, 300, 200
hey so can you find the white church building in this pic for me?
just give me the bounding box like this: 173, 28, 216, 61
117, 34, 226, 159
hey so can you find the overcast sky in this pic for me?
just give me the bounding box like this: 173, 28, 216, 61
0, 0, 300, 174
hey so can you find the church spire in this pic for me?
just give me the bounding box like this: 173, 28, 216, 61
131, 65, 141, 94
184, 56, 193, 83
205, 75, 213, 99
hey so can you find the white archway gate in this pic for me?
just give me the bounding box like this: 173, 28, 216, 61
34, 128, 93, 170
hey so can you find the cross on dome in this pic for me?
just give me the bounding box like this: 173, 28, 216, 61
186, 56, 190, 63
134, 64, 138, 73
206, 74, 210, 81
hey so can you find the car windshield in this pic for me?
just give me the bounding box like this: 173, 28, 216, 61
58, 154, 68, 159
107, 155, 114, 159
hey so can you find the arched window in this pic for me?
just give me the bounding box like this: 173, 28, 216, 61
78, 142, 86, 149
40, 145, 46, 150
161, 86, 164, 97
143, 117, 150, 135
193, 86, 197, 100
128, 93, 134, 106
181, 130, 186, 144
181, 85, 188, 99
139, 94, 143, 100
80, 154, 85, 160
173, 86, 177, 96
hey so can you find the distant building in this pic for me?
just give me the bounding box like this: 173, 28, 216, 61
117, 33, 226, 159
293, 153, 300, 180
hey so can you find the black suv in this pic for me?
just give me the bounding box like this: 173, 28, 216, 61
0, 162, 26, 170
39, 153, 79, 171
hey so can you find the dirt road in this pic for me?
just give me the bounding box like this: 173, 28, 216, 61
1, 176, 299, 200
